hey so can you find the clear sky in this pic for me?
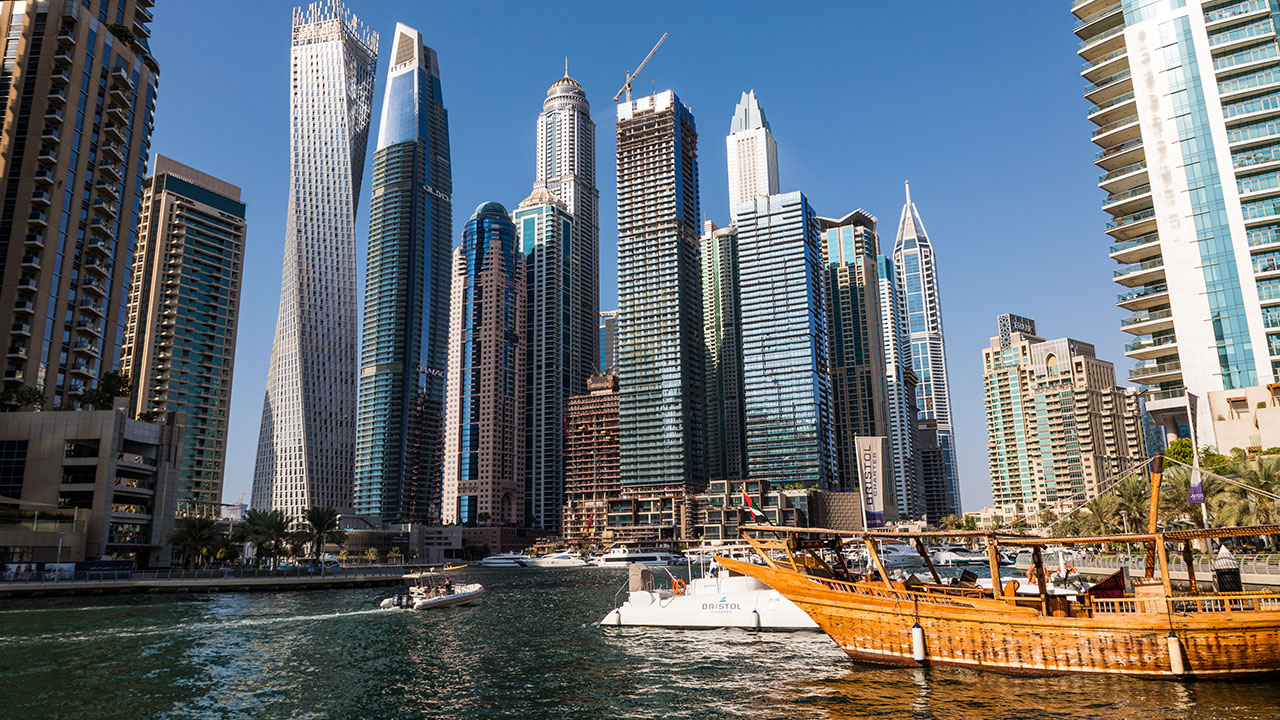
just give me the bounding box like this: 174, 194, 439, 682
147, 1, 1114, 513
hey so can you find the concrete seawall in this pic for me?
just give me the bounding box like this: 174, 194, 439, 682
0, 571, 413, 598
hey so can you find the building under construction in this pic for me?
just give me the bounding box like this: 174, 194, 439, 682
562, 374, 620, 539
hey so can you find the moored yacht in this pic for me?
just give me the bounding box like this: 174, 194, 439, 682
600, 562, 818, 630
518, 551, 589, 568
591, 546, 684, 567
479, 552, 527, 568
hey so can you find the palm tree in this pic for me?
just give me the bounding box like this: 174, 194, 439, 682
237, 509, 289, 569
935, 514, 963, 532
1083, 495, 1121, 535
167, 516, 219, 568
1114, 474, 1151, 531
302, 506, 345, 564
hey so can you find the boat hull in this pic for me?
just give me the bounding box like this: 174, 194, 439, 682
717, 556, 1280, 679
600, 576, 819, 630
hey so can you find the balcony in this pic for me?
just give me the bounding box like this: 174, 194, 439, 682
110, 66, 133, 89
26, 211, 48, 229
56, 28, 75, 47
136, 4, 154, 22
1255, 254, 1280, 277
102, 121, 125, 142
1205, 0, 1270, 28
108, 82, 129, 102
132, 14, 150, 39
92, 197, 118, 218
3, 369, 24, 383
72, 339, 99, 357
104, 103, 127, 122
1078, 22, 1125, 56
1125, 334, 1178, 360
1102, 182, 1152, 213
1117, 283, 1169, 310
1209, 18, 1276, 53
101, 141, 124, 163
1114, 257, 1165, 286
10, 323, 31, 337
69, 360, 94, 377
1095, 138, 1145, 168
1098, 159, 1147, 188
89, 216, 113, 238
79, 297, 104, 316
1074, 3, 1121, 33
52, 47, 72, 67
20, 253, 40, 270
1081, 46, 1128, 79
1250, 225, 1280, 249
95, 178, 119, 200
47, 86, 66, 105
1120, 307, 1174, 334
75, 318, 102, 337
1084, 68, 1133, 102
6, 345, 27, 360
98, 161, 121, 182
1105, 207, 1157, 237
15, 275, 36, 291
40, 125, 62, 146
67, 380, 85, 395
13, 298, 34, 315
84, 257, 111, 277
33, 168, 56, 187
1088, 91, 1136, 122
23, 232, 44, 249
1145, 387, 1187, 406
1130, 359, 1183, 383
44, 105, 63, 124
82, 277, 106, 297
1092, 114, 1141, 145
37, 147, 58, 166
30, 189, 51, 208
85, 237, 111, 256
49, 67, 70, 87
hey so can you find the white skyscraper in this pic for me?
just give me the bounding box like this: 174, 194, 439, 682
1074, 1, 1277, 444
894, 182, 961, 517
251, 1, 378, 517
726, 90, 779, 211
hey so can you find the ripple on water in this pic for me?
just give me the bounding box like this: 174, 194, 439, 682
0, 569, 1279, 719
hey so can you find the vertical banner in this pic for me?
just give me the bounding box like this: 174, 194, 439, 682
855, 436, 886, 529
1186, 393, 1204, 504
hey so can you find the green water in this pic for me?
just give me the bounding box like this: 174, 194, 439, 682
1, 568, 1278, 719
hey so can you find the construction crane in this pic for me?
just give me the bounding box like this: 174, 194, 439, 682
613, 32, 668, 103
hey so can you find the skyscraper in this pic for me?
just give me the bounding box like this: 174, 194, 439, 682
121, 156, 245, 519
1074, 1, 1278, 443
982, 318, 1146, 508
616, 90, 705, 493
877, 254, 925, 520
251, 1, 377, 517
702, 220, 747, 481
442, 203, 525, 527
735, 192, 835, 489
537, 70, 599, 394
819, 210, 887, 491
562, 373, 620, 539
0, 0, 159, 409
354, 24, 451, 525
726, 90, 779, 211
598, 310, 618, 375
893, 182, 961, 516
517, 187, 574, 531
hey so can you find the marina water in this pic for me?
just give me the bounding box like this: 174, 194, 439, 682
2, 568, 1278, 719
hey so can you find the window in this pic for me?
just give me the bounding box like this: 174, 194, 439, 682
64, 439, 100, 458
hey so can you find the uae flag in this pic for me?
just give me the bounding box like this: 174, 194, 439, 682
742, 484, 770, 524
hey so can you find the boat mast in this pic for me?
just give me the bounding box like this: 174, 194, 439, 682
1144, 454, 1163, 578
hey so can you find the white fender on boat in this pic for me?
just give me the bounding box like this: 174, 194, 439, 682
912, 623, 926, 663
752, 610, 761, 631
379, 598, 393, 609
1167, 634, 1185, 677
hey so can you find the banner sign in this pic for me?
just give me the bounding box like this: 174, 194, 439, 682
1186, 393, 1204, 504
855, 436, 887, 529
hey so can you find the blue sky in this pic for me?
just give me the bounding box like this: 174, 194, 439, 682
147, 2, 1112, 513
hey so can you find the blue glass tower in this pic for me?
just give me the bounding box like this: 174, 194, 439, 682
354, 24, 452, 523
734, 192, 835, 489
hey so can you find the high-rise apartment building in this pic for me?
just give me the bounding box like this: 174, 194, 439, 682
819, 210, 887, 491
442, 203, 525, 526
251, 2, 377, 518
562, 372, 619, 539
735, 192, 834, 489
0, 0, 159, 408
702, 220, 747, 482
354, 25, 451, 525
982, 318, 1146, 507
537, 71, 598, 395
616, 90, 705, 492
598, 310, 617, 375
893, 182, 961, 516
1074, 1, 1280, 442
121, 156, 245, 518
726, 90, 779, 211
517, 187, 574, 532
877, 254, 925, 519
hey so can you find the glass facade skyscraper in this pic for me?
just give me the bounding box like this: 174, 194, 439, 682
354, 24, 452, 525
734, 192, 835, 489
517, 187, 574, 532
615, 91, 705, 491
441, 203, 525, 526
1074, 0, 1278, 444
877, 254, 925, 519
893, 182, 961, 516
122, 156, 245, 519
702, 221, 747, 481
252, 1, 377, 517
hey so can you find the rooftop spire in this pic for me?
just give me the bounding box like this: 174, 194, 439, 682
729, 89, 771, 133
905, 179, 911, 207
564, 56, 569, 77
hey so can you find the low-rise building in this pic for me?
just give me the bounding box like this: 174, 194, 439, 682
1207, 384, 1280, 454
0, 403, 182, 568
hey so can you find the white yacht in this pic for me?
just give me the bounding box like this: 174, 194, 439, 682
929, 544, 987, 566
518, 551, 589, 568
591, 547, 684, 567
478, 552, 527, 568
600, 562, 818, 630
847, 542, 925, 569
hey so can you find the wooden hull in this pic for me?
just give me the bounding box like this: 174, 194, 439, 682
716, 556, 1280, 679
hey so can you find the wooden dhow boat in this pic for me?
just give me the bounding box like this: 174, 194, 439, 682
719, 523, 1280, 678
